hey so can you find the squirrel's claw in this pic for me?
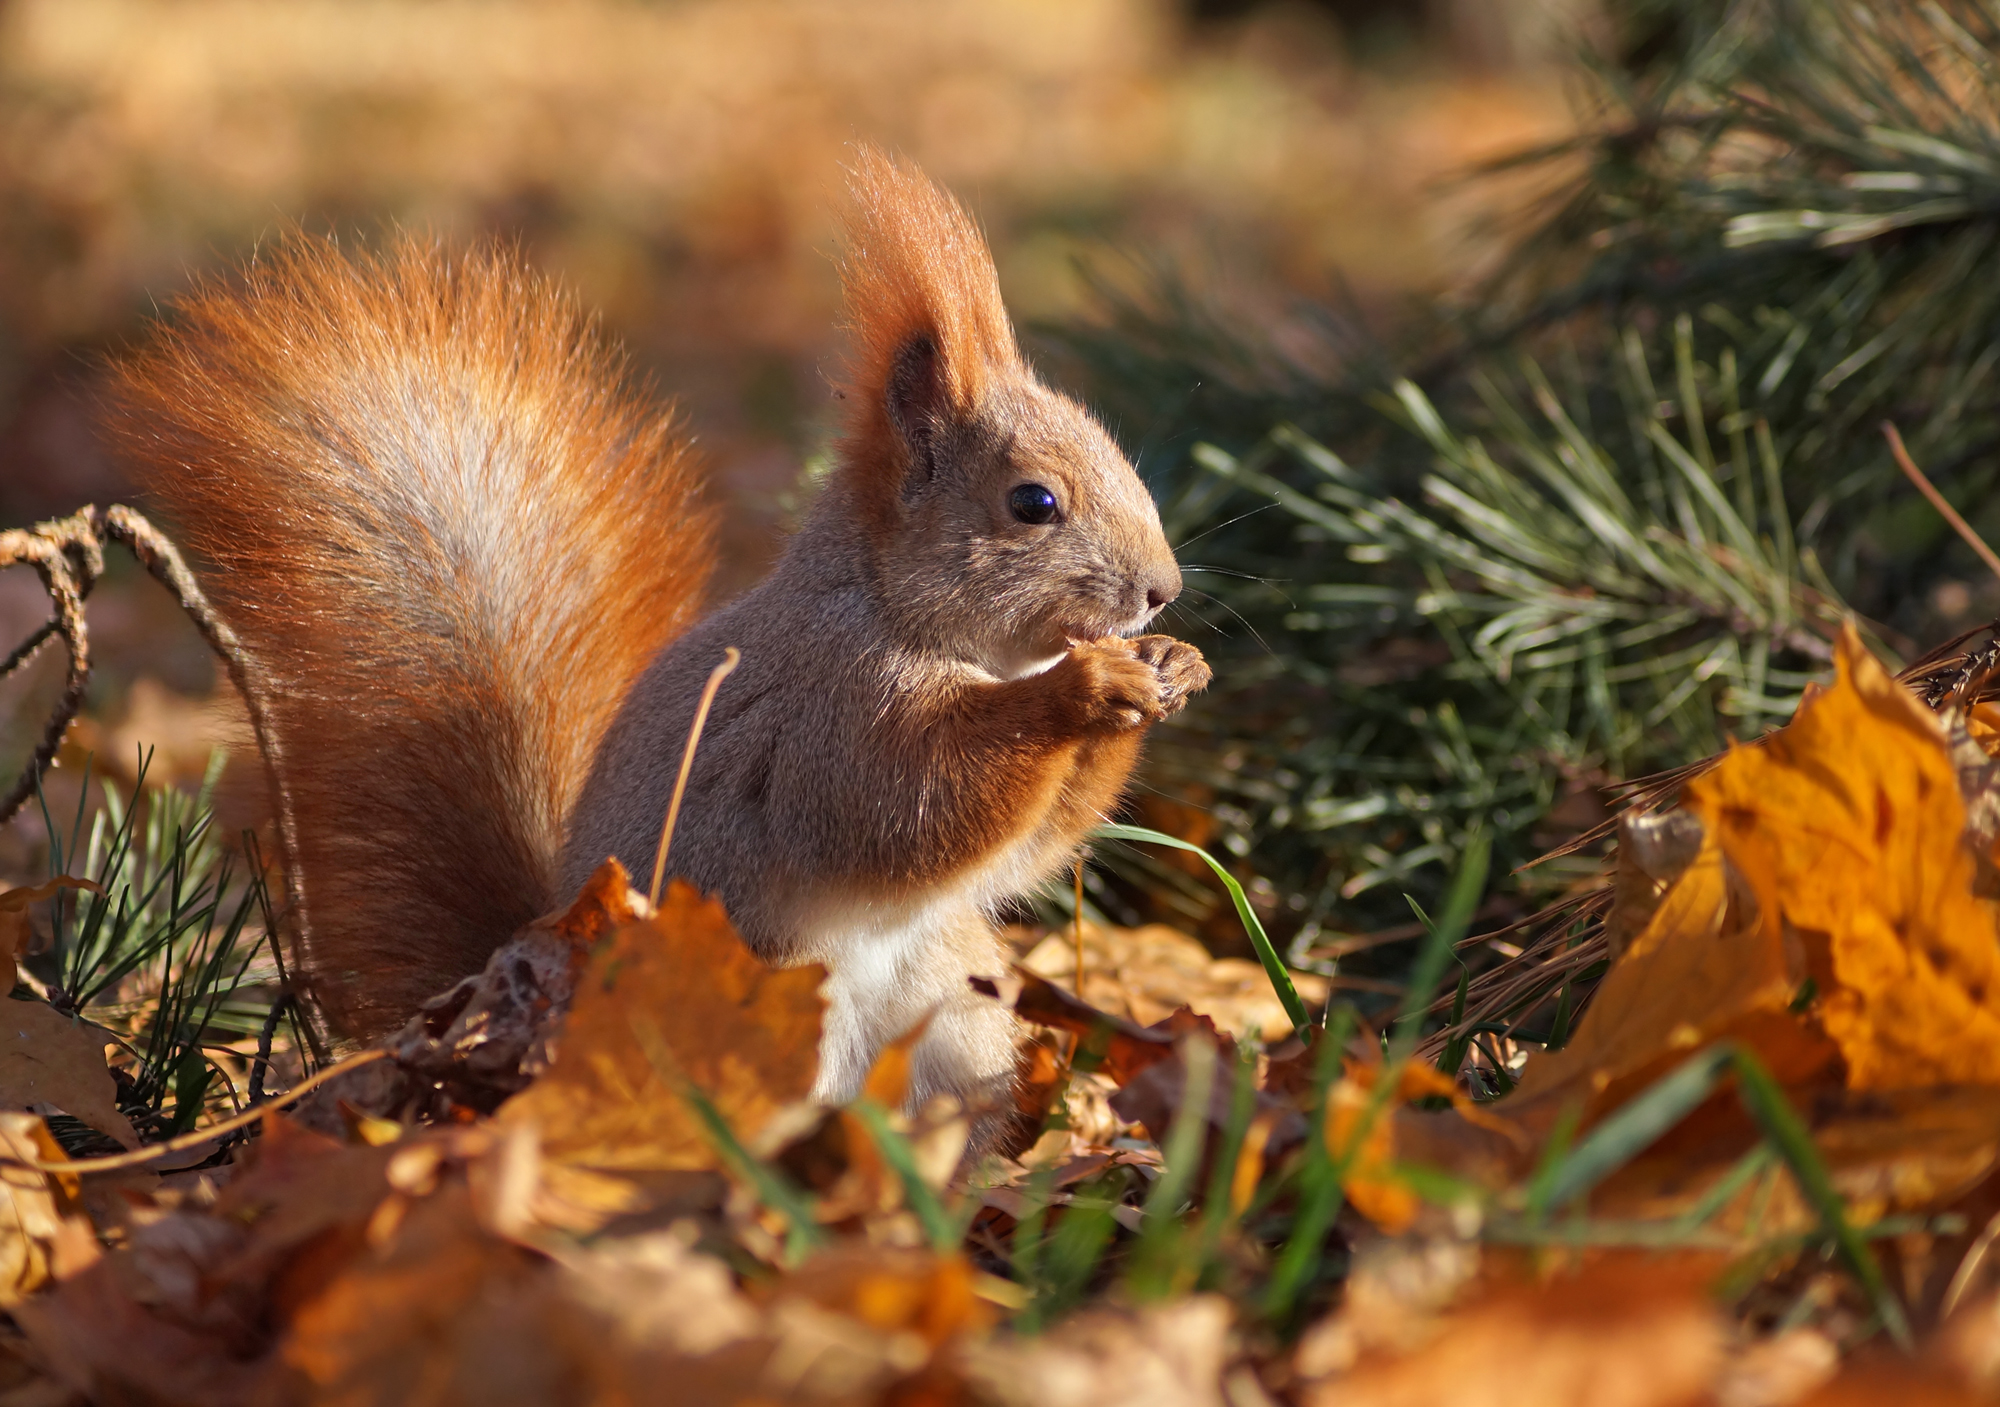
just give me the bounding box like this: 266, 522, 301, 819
1131, 634, 1212, 717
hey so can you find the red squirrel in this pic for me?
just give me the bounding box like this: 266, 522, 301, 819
107, 150, 1211, 1113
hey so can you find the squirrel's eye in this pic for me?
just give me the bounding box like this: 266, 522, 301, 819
1009, 483, 1059, 525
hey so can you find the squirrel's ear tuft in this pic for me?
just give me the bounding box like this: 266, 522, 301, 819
836, 148, 1022, 489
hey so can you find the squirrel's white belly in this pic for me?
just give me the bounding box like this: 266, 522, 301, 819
800, 823, 1070, 1104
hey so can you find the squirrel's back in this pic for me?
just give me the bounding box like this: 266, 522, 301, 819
108, 237, 713, 1034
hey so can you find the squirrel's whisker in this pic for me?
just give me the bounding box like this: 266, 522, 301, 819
1172, 503, 1278, 553
1178, 587, 1276, 656
1180, 564, 1280, 585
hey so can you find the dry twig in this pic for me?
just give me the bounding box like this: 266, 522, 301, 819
0, 1047, 390, 1175
2, 503, 320, 1052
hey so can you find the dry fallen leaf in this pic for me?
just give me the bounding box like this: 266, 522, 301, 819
1688, 625, 2000, 1089
772, 1032, 972, 1235
0, 999, 138, 1150
10, 1112, 460, 1406
979, 967, 1181, 1087
272, 1181, 549, 1405
959, 1294, 1231, 1407
281, 1162, 991, 1406
1512, 626, 2000, 1133
1582, 1082, 2000, 1239
557, 1227, 760, 1357
1291, 1236, 1481, 1380
1023, 920, 1327, 1042
207, 1114, 408, 1321
1716, 1328, 1840, 1407
0, 1116, 79, 1307
1299, 1254, 1724, 1407
1507, 815, 1837, 1129
15, 1251, 265, 1407
12, 1189, 261, 1406
1106, 1034, 1308, 1212
1328, 1061, 1521, 1234
0, 879, 98, 996
393, 857, 649, 1111
498, 876, 825, 1174
764, 1243, 991, 1357
1790, 1363, 1986, 1406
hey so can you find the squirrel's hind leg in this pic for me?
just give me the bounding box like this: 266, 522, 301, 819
901, 911, 1022, 1157
806, 901, 1019, 1121
905, 963, 1021, 1114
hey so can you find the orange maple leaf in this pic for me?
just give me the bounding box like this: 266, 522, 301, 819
499, 874, 825, 1173
1686, 625, 2000, 1088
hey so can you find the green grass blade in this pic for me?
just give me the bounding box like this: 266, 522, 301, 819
1034, 1168, 1128, 1325
1393, 825, 1489, 1054
1523, 1100, 1583, 1221
1669, 1141, 1776, 1235
1262, 1005, 1355, 1323
630, 1015, 826, 1264
1195, 1040, 1264, 1273
1514, 1040, 1910, 1347
1093, 822, 1310, 1038
1008, 1160, 1059, 1322
849, 1097, 964, 1253
1126, 1033, 1218, 1300
1539, 1045, 1734, 1211
1435, 964, 1472, 1077
1727, 1047, 1911, 1349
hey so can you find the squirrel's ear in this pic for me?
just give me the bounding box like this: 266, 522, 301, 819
884, 332, 947, 479
837, 148, 1024, 497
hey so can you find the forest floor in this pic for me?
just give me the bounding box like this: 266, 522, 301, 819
0, 624, 1997, 1404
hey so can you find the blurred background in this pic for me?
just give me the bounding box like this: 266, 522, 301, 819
0, 0, 1580, 867
10, 0, 1999, 1013
0, 0, 1578, 560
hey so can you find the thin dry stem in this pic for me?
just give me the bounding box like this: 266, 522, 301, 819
3, 1047, 390, 1175
1073, 856, 1087, 995
649, 646, 742, 907
0, 510, 96, 823
1885, 421, 2000, 583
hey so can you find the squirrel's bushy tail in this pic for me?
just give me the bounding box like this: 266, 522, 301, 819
108, 236, 713, 1035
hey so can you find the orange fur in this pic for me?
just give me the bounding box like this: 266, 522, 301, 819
835, 149, 1023, 518
101, 154, 1205, 1116
838, 148, 1020, 411
106, 237, 714, 1035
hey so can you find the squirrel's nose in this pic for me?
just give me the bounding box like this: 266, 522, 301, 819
1145, 568, 1182, 613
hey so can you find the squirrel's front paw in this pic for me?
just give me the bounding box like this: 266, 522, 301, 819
1130, 635, 1212, 717
1065, 637, 1167, 730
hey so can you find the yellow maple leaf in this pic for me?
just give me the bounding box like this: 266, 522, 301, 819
1513, 625, 2000, 1129
1684, 626, 2000, 1088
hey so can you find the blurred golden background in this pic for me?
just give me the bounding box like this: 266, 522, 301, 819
0, 0, 1581, 820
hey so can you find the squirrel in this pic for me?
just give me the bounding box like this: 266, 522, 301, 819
105, 149, 1211, 1114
